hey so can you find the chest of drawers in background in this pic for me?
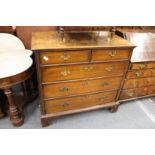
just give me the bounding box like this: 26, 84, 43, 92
118, 30, 155, 101
31, 31, 135, 127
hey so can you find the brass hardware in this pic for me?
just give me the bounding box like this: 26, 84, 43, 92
109, 50, 117, 57
60, 87, 70, 92
128, 92, 134, 97
62, 102, 69, 107
135, 71, 142, 77
133, 81, 138, 87
98, 97, 105, 102
105, 66, 113, 72
84, 66, 93, 71
139, 64, 146, 69
82, 81, 90, 86
61, 70, 71, 76
101, 82, 109, 87
61, 54, 71, 61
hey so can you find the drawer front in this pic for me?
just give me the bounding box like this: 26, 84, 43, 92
43, 76, 122, 99
120, 87, 149, 100
45, 91, 117, 114
40, 50, 90, 65
131, 62, 155, 70
123, 77, 155, 89
126, 69, 152, 78
42, 62, 127, 83
92, 49, 130, 61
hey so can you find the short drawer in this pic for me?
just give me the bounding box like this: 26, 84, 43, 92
40, 50, 90, 65
92, 49, 130, 61
43, 76, 122, 99
120, 87, 149, 100
41, 62, 127, 83
130, 62, 155, 70
45, 91, 117, 114
123, 77, 155, 89
126, 69, 155, 78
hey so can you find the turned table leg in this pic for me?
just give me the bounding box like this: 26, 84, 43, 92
4, 88, 24, 127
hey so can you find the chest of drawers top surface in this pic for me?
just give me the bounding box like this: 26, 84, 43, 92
31, 31, 135, 50
118, 29, 155, 63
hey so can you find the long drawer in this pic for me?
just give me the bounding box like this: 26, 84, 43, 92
126, 69, 155, 78
123, 77, 155, 89
41, 62, 127, 83
120, 85, 155, 100
130, 62, 155, 70
45, 90, 117, 114
40, 50, 90, 65
92, 49, 130, 61
43, 76, 122, 99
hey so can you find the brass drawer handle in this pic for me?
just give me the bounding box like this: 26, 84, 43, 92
84, 66, 93, 71
109, 50, 117, 57
135, 71, 142, 77
139, 64, 146, 69
82, 81, 90, 86
105, 66, 113, 72
61, 102, 69, 107
61, 70, 71, 76
101, 82, 109, 87
98, 97, 105, 102
128, 92, 134, 97
60, 87, 70, 92
61, 54, 71, 61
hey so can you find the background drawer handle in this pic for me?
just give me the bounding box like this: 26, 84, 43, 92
109, 50, 117, 57
128, 92, 134, 97
61, 70, 71, 76
60, 87, 70, 92
61, 102, 69, 107
61, 54, 71, 61
83, 66, 93, 71
105, 66, 113, 72
135, 71, 142, 77
101, 82, 109, 87
139, 64, 146, 69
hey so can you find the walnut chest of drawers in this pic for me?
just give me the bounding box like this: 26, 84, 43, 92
118, 30, 155, 101
31, 31, 135, 127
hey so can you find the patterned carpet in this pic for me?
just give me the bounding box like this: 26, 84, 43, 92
0, 98, 155, 129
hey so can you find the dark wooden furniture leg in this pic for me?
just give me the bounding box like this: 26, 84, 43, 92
108, 105, 119, 113
4, 88, 24, 126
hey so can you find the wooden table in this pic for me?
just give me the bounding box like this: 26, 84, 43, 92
0, 51, 33, 126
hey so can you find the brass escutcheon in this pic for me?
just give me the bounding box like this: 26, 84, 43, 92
109, 50, 117, 57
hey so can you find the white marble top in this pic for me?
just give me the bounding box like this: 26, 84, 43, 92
0, 33, 33, 79
0, 53, 33, 79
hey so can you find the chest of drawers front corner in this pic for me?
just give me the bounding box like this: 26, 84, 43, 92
32, 31, 135, 127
